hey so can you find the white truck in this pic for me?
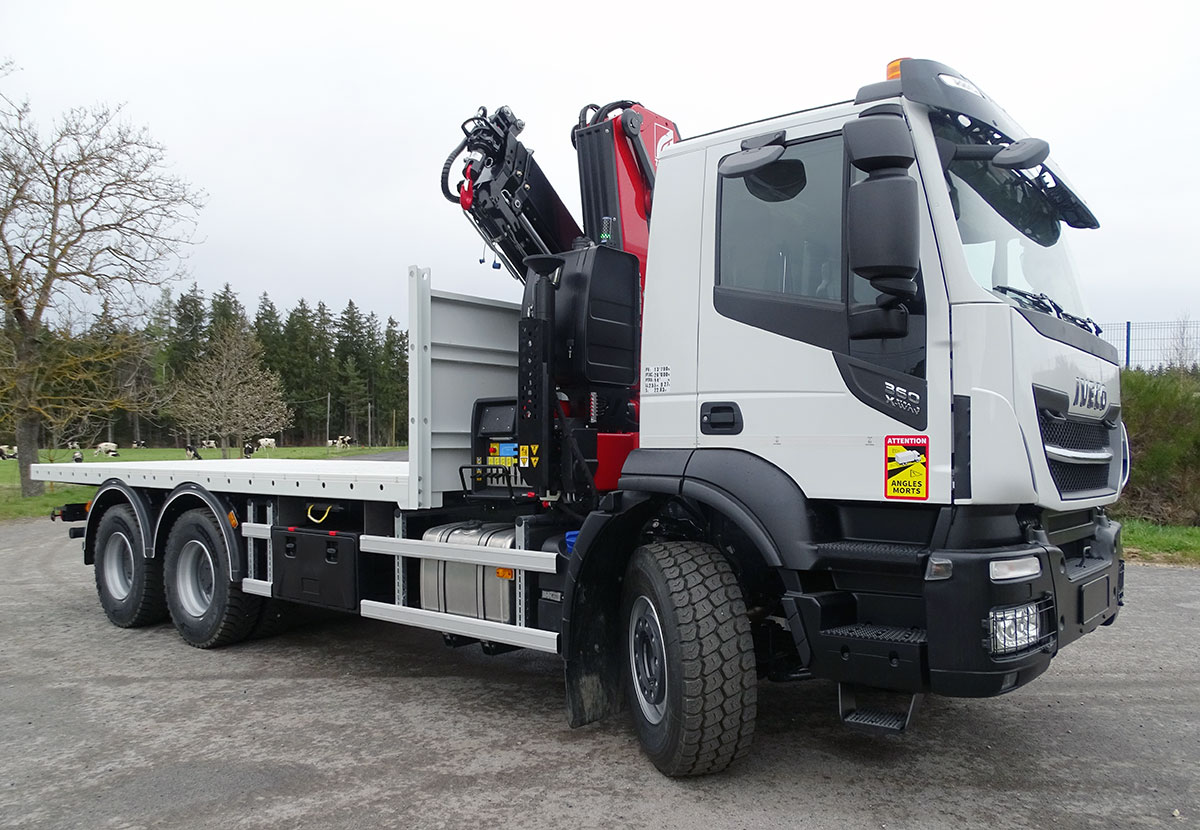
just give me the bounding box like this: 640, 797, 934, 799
36, 59, 1127, 776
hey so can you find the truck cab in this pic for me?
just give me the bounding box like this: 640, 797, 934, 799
625, 57, 1123, 705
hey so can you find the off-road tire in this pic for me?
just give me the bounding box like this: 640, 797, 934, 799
164, 508, 261, 648
621, 541, 757, 776
93, 505, 168, 628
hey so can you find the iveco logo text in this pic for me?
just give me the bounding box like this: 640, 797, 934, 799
1073, 378, 1108, 411
885, 382, 921, 415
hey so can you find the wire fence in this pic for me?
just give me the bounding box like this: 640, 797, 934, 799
1096, 320, 1200, 370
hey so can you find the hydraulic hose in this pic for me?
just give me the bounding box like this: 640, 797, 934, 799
590, 100, 639, 126
441, 137, 468, 204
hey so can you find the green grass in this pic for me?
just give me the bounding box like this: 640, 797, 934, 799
1120, 518, 1200, 566
0, 445, 407, 522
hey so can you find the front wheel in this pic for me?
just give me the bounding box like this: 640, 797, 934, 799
621, 541, 757, 776
164, 509, 261, 648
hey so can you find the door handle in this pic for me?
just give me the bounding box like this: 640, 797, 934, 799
700, 402, 743, 435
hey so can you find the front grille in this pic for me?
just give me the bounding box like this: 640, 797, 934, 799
1047, 459, 1112, 494
1037, 410, 1117, 497
1037, 412, 1111, 451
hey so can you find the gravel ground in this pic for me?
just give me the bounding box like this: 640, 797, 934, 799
0, 516, 1196, 830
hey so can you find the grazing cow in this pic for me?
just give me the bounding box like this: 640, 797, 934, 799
185, 444, 202, 460
72, 451, 83, 464
133, 440, 147, 449
93, 442, 119, 457
200, 440, 217, 450
243, 443, 254, 459
0, 445, 16, 460
256, 437, 276, 451
67, 441, 80, 450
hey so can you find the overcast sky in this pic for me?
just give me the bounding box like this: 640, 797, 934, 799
4, 1, 1197, 327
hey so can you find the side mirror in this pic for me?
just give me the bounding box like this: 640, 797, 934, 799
992, 137, 1050, 170
719, 144, 808, 203
937, 136, 1050, 171
718, 144, 784, 178
844, 107, 920, 304
849, 305, 909, 340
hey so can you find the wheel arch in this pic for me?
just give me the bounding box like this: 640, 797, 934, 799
153, 484, 245, 582
84, 480, 156, 566
562, 448, 816, 727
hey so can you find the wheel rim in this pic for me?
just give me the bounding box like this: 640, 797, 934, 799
102, 531, 135, 601
629, 595, 668, 725
176, 539, 216, 618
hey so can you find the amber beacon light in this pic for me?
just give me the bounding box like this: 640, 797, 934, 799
886, 58, 910, 80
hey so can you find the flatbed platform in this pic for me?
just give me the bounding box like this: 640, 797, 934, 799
31, 459, 414, 506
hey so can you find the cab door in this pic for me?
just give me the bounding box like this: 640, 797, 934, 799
694, 111, 950, 504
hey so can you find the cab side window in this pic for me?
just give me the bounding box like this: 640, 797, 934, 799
715, 134, 848, 351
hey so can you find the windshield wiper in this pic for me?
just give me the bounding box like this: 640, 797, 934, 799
1060, 310, 1103, 336
992, 284, 1061, 316
992, 285, 1102, 336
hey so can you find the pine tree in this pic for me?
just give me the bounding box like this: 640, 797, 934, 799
380, 317, 410, 445
208, 282, 247, 338
253, 292, 285, 375
281, 299, 321, 442
166, 283, 206, 385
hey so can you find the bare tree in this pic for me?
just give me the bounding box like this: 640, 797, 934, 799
1, 64, 201, 494
38, 323, 173, 456
1167, 314, 1198, 375
170, 327, 292, 458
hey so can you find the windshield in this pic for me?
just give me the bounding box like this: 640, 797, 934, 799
931, 112, 1090, 319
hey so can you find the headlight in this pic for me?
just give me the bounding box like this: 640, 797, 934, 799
989, 602, 1041, 655
989, 556, 1041, 582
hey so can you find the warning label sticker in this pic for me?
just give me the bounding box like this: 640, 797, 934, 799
516, 444, 541, 469
885, 435, 928, 501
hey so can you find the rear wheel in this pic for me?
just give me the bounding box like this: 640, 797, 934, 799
164, 509, 261, 648
621, 541, 757, 776
93, 505, 167, 627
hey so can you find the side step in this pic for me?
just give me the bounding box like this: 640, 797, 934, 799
838, 683, 924, 735
360, 600, 559, 653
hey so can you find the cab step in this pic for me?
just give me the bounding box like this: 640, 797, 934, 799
812, 541, 927, 573
822, 622, 928, 644
838, 683, 924, 735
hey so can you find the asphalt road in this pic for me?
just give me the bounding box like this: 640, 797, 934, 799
0, 517, 1196, 830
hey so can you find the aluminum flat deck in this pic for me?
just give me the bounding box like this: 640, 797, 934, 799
31, 459, 414, 506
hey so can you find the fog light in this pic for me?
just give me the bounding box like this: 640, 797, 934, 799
989, 602, 1041, 654
990, 556, 1041, 582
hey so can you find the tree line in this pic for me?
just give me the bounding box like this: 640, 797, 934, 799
9, 283, 411, 453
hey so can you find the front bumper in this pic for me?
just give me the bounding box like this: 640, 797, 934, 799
783, 516, 1123, 698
